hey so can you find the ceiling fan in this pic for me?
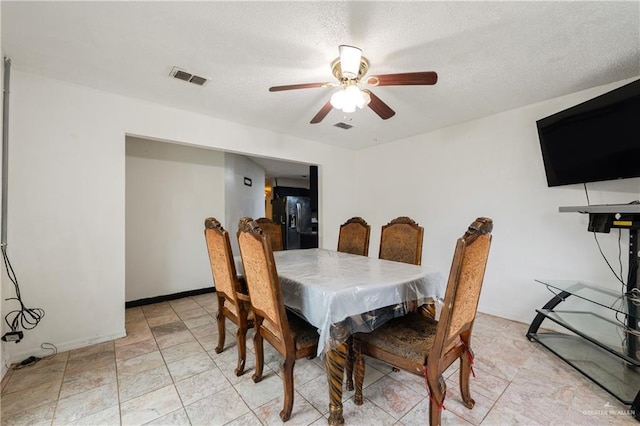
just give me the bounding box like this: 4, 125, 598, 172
269, 45, 438, 124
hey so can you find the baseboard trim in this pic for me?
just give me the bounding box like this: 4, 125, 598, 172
5, 329, 127, 366
125, 287, 215, 308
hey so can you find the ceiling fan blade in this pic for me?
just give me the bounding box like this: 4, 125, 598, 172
310, 101, 333, 124
366, 71, 438, 86
363, 90, 395, 120
269, 82, 333, 92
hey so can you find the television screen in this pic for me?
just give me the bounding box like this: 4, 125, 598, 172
536, 79, 640, 187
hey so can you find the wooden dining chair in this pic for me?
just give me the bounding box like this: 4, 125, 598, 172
256, 217, 284, 251
204, 217, 254, 376
337, 216, 371, 256
237, 218, 319, 422
379, 216, 424, 265
345, 216, 422, 389
353, 217, 493, 426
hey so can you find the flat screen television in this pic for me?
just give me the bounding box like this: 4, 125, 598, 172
536, 78, 640, 187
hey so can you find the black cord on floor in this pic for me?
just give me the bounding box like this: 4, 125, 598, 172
2, 245, 45, 332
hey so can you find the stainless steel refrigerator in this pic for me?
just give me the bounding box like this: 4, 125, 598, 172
272, 196, 313, 250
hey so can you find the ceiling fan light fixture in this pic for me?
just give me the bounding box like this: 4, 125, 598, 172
330, 84, 370, 113
339, 45, 362, 79
330, 89, 346, 110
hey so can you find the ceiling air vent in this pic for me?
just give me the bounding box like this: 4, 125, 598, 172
170, 66, 209, 86
333, 122, 353, 130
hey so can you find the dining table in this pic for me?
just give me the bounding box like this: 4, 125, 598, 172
235, 248, 445, 425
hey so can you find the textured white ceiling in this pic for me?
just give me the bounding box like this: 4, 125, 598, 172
2, 1, 639, 160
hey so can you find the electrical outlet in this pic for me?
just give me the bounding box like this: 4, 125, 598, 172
1, 331, 23, 343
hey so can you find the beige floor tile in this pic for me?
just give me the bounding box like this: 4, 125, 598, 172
3, 364, 66, 395
71, 405, 121, 426
65, 350, 116, 376
145, 408, 191, 425
68, 341, 114, 360
118, 364, 173, 402
190, 323, 220, 352
443, 383, 495, 425
2, 302, 636, 426
146, 312, 182, 328
115, 327, 155, 348
141, 302, 173, 316
52, 381, 119, 425
117, 350, 165, 379
169, 297, 202, 313
340, 397, 399, 426
183, 314, 216, 330
1, 379, 61, 418
160, 339, 205, 364
0, 401, 56, 426
495, 379, 572, 425
447, 367, 510, 403
223, 411, 264, 426
124, 318, 152, 333
184, 386, 251, 426
120, 384, 182, 426
296, 370, 362, 416
402, 397, 474, 426
155, 330, 197, 349
212, 352, 260, 386
115, 337, 159, 362
268, 356, 325, 387
166, 352, 215, 382
174, 366, 232, 406
233, 370, 284, 409
360, 375, 424, 420
252, 391, 323, 425
125, 306, 145, 322
176, 306, 207, 321
480, 401, 543, 425
59, 363, 117, 399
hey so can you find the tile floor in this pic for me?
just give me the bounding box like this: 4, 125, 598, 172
1, 293, 637, 425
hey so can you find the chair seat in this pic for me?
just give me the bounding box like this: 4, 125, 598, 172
356, 312, 438, 365
286, 310, 319, 351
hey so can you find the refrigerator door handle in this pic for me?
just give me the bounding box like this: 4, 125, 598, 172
295, 202, 302, 230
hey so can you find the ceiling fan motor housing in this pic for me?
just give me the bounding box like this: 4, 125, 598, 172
331, 57, 369, 83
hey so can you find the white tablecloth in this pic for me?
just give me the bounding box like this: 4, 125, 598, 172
235, 248, 445, 354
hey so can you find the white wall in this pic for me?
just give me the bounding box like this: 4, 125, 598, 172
356, 78, 640, 327
125, 137, 225, 301
224, 153, 266, 255
3, 70, 357, 363
0, 5, 8, 378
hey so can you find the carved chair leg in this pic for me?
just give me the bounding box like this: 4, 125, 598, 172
353, 339, 365, 406
215, 311, 226, 354
426, 371, 446, 426
345, 336, 354, 391
252, 330, 264, 383
280, 357, 295, 422
459, 351, 475, 409
234, 324, 247, 376
429, 397, 443, 426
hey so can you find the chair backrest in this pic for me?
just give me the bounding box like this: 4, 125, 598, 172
337, 217, 371, 256
430, 217, 493, 361
379, 216, 424, 265
256, 217, 284, 251
237, 218, 291, 346
204, 217, 242, 303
